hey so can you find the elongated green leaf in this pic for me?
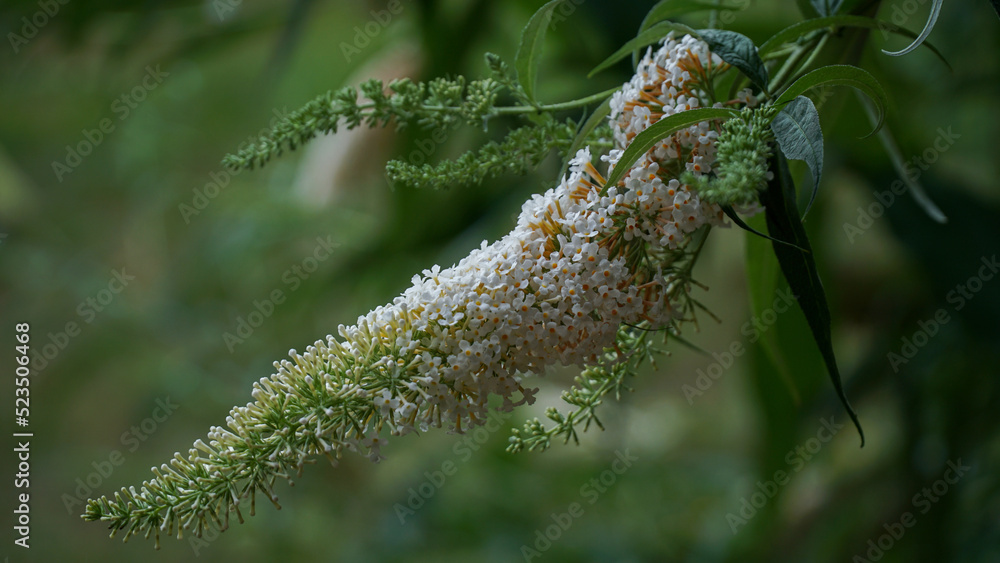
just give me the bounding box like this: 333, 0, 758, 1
744, 213, 801, 406
697, 29, 770, 94
770, 96, 823, 217
992, 0, 1000, 19
560, 96, 613, 179
774, 64, 888, 136
603, 107, 738, 190
758, 15, 951, 69
810, 0, 843, 16
639, 0, 745, 32
884, 0, 943, 56
761, 153, 864, 446
855, 91, 947, 224
590, 21, 699, 78
721, 205, 807, 250
516, 0, 563, 103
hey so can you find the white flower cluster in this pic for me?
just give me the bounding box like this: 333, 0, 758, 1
241, 34, 759, 463
605, 33, 760, 248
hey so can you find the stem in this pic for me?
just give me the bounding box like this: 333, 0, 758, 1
492, 86, 621, 115
359, 86, 620, 118
769, 33, 823, 93
794, 32, 831, 78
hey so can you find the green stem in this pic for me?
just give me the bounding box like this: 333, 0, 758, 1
352, 86, 619, 118
493, 86, 619, 115
793, 32, 831, 80
769, 33, 823, 93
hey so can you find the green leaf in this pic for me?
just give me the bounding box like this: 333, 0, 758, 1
721, 205, 807, 251
602, 107, 739, 190
560, 96, 613, 179
758, 15, 951, 69
883, 0, 943, 56
589, 21, 698, 78
854, 91, 947, 223
639, 0, 746, 32
515, 0, 563, 103
770, 96, 823, 217
696, 29, 770, 94
744, 213, 801, 406
773, 64, 888, 136
761, 153, 864, 446
810, 0, 843, 16
992, 0, 1000, 19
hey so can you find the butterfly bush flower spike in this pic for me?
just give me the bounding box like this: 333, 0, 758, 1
82, 33, 767, 548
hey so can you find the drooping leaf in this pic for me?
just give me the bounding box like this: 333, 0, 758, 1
515, 0, 563, 103
770, 96, 824, 217
774, 64, 889, 136
761, 153, 864, 446
590, 21, 699, 78
602, 108, 739, 190
854, 91, 947, 223
721, 205, 807, 250
758, 15, 951, 70
696, 29, 770, 95
883, 0, 944, 56
810, 0, 843, 16
744, 213, 801, 406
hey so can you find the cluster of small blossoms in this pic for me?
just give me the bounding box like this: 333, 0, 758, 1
294, 145, 678, 462
604, 33, 762, 249
83, 33, 765, 544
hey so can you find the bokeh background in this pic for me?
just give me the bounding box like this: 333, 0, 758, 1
1, 0, 998, 561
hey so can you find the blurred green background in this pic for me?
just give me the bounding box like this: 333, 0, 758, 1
1, 0, 998, 561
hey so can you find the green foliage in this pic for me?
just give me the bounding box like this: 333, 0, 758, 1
222, 74, 505, 171
697, 29, 771, 95
384, 115, 580, 190
515, 0, 564, 104
589, 21, 698, 77
882, 0, 943, 56
757, 15, 951, 68
773, 64, 888, 135
640, 0, 748, 32
769, 95, 823, 215
686, 106, 777, 207
760, 154, 864, 445
603, 107, 740, 190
